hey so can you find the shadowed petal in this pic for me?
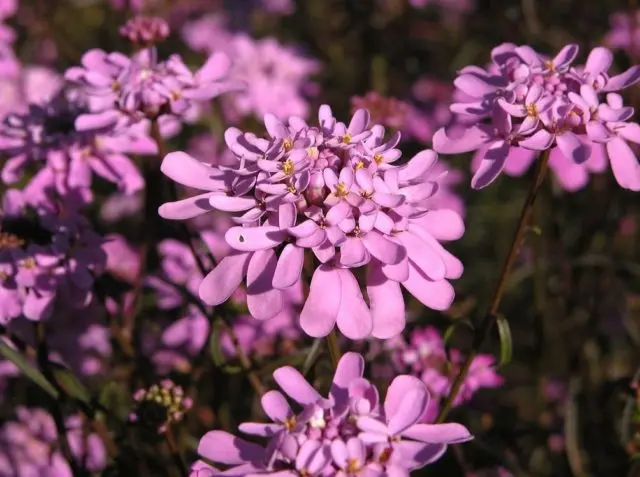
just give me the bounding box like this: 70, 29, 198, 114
199, 252, 251, 305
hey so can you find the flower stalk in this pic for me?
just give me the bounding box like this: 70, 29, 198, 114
437, 149, 551, 423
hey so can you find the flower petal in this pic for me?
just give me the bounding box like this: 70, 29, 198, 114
300, 265, 342, 337
199, 252, 251, 305
335, 268, 373, 339
367, 264, 406, 339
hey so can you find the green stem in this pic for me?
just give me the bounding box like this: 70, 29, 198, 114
436, 149, 551, 423
325, 329, 341, 370
165, 426, 189, 477
35, 323, 83, 476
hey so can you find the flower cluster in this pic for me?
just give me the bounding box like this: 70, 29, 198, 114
66, 44, 243, 131
434, 44, 640, 190
147, 224, 302, 374
159, 105, 465, 340
0, 189, 106, 323
193, 352, 472, 475
0, 407, 107, 475
182, 16, 319, 121
381, 326, 503, 421
0, 88, 149, 200
605, 10, 640, 58
130, 379, 193, 434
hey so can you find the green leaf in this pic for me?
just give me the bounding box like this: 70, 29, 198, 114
303, 339, 324, 376
50, 363, 92, 405
209, 322, 227, 367
443, 319, 474, 345
0, 339, 58, 398
496, 315, 513, 367
208, 322, 243, 375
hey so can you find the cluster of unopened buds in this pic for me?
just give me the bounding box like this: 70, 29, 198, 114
130, 379, 193, 434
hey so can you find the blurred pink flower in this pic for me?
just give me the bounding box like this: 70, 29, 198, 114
605, 10, 640, 58
182, 17, 319, 121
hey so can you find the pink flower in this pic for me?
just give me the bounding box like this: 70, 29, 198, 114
160, 106, 465, 340
66, 46, 243, 130
434, 43, 640, 190
182, 21, 319, 121
385, 326, 503, 420
196, 353, 472, 475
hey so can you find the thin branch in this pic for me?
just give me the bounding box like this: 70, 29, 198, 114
437, 149, 551, 423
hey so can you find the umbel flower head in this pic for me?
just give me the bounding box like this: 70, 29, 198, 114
0, 188, 106, 323
129, 379, 193, 434
159, 105, 465, 340
193, 352, 472, 476
65, 44, 244, 129
0, 87, 149, 199
433, 43, 640, 190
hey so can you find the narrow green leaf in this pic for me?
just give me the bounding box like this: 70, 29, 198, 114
443, 319, 474, 345
209, 322, 227, 367
302, 339, 323, 376
208, 322, 243, 375
51, 363, 92, 405
496, 315, 513, 367
0, 339, 58, 398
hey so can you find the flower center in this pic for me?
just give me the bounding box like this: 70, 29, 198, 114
525, 103, 538, 117
378, 447, 393, 464
346, 458, 361, 473
22, 257, 37, 269
284, 416, 297, 432
373, 153, 384, 165
283, 159, 295, 176
309, 409, 326, 429
283, 139, 294, 152
335, 182, 349, 197
341, 133, 352, 144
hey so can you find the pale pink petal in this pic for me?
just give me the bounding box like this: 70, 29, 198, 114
300, 265, 341, 337
335, 268, 373, 339
367, 265, 405, 339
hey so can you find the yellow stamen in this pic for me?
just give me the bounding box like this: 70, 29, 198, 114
307, 146, 319, 159
544, 60, 554, 71
525, 103, 538, 117
283, 159, 294, 176
335, 182, 349, 197
355, 160, 365, 170
341, 133, 352, 144
284, 416, 297, 432
346, 458, 361, 473
22, 257, 37, 269
373, 153, 384, 165
283, 138, 294, 152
